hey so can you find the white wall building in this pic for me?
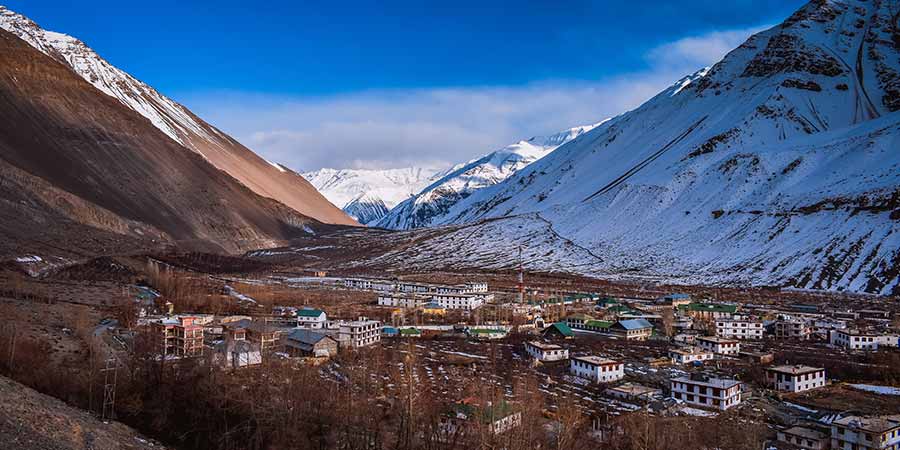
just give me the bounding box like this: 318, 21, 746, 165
524, 341, 569, 362
569, 356, 624, 383
431, 293, 491, 311
670, 375, 742, 411
377, 293, 429, 309
696, 336, 741, 356
715, 315, 764, 340
669, 347, 714, 365
296, 308, 327, 329
343, 278, 396, 292
338, 318, 382, 348
830, 329, 900, 351
766, 365, 826, 393
831, 416, 900, 450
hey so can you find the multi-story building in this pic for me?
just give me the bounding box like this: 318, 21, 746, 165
777, 426, 829, 450
569, 356, 624, 383
377, 293, 429, 309
776, 318, 812, 340
830, 329, 900, 351
150, 316, 204, 357
715, 315, 764, 340
669, 347, 714, 365
696, 336, 741, 356
343, 278, 396, 292
678, 303, 739, 321
670, 374, 742, 411
524, 341, 569, 362
296, 308, 327, 328
338, 317, 382, 348
766, 365, 826, 393
610, 319, 653, 340
831, 415, 900, 450
246, 320, 287, 353
430, 293, 491, 311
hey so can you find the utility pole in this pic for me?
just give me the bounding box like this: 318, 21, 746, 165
516, 246, 525, 304
101, 354, 118, 421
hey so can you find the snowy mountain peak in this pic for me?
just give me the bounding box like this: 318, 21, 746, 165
407, 0, 900, 294
375, 122, 604, 230
303, 167, 444, 224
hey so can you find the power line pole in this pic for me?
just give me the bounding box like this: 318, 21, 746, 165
101, 354, 118, 421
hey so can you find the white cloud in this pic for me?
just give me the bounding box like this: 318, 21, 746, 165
181, 24, 769, 173
646, 25, 771, 73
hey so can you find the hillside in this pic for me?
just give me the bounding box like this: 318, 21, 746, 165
369, 0, 900, 295
0, 375, 167, 450
0, 27, 320, 258
0, 6, 356, 226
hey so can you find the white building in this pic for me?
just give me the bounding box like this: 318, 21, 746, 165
464, 282, 488, 293
431, 293, 491, 311
569, 356, 624, 383
831, 415, 900, 450
296, 308, 327, 329
338, 317, 382, 348
715, 315, 764, 340
696, 336, 741, 356
830, 329, 900, 351
524, 341, 569, 362
670, 375, 742, 411
377, 293, 429, 309
766, 365, 826, 393
669, 346, 714, 365
343, 278, 396, 292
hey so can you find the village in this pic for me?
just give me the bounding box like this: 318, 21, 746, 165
99, 266, 900, 450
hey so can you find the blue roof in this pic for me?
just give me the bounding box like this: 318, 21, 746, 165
616, 319, 653, 330
382, 326, 399, 335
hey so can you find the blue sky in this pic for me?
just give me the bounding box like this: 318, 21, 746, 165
7, 0, 806, 171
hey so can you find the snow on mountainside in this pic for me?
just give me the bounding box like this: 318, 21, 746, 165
375, 123, 604, 230
303, 167, 443, 224
372, 0, 900, 295
0, 6, 356, 226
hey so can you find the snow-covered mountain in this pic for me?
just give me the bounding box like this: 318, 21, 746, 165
369, 0, 900, 295
0, 6, 356, 226
375, 123, 603, 230
303, 167, 443, 224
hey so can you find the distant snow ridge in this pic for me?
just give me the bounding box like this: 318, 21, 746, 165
303, 167, 443, 225
374, 0, 900, 295
375, 122, 605, 230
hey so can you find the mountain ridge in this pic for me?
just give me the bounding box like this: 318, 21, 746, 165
0, 6, 356, 226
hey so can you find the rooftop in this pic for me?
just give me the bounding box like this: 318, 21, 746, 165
696, 336, 739, 344
544, 322, 574, 337
573, 355, 619, 366
679, 303, 738, 314
296, 308, 326, 318
615, 319, 653, 330
781, 426, 827, 440
833, 415, 900, 433
670, 346, 711, 355
767, 365, 824, 375
526, 341, 563, 351
672, 376, 740, 389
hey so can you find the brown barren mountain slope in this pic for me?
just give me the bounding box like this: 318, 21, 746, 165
0, 6, 357, 227
0, 29, 321, 256
0, 375, 167, 450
